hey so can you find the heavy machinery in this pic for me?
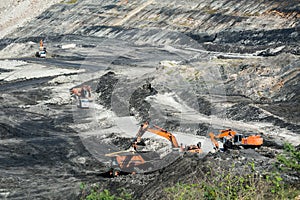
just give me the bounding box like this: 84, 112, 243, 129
105, 122, 203, 176
209, 129, 263, 151
133, 122, 203, 154
105, 151, 145, 176
70, 85, 92, 108
105, 150, 158, 177
35, 39, 47, 58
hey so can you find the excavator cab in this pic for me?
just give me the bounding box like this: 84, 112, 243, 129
185, 142, 203, 153
210, 130, 263, 151
233, 134, 243, 144
224, 133, 263, 150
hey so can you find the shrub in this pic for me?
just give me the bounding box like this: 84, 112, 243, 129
276, 143, 300, 171
79, 183, 132, 200
163, 161, 299, 200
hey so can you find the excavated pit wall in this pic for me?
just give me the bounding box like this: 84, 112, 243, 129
0, 0, 299, 199
1, 0, 298, 56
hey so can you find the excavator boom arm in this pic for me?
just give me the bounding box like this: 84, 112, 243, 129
209, 132, 219, 150
134, 122, 179, 148
147, 128, 179, 148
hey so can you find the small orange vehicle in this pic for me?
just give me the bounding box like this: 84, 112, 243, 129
35, 39, 47, 58
70, 85, 92, 108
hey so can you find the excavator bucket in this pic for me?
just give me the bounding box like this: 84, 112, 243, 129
115, 154, 145, 169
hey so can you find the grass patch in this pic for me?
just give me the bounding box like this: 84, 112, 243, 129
78, 143, 300, 199
164, 164, 299, 200
164, 144, 300, 200
79, 183, 132, 200
276, 143, 300, 171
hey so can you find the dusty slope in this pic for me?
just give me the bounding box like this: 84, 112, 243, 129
1, 0, 298, 54
0, 0, 62, 39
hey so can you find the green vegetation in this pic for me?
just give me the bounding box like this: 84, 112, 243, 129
164, 144, 300, 200
80, 183, 132, 200
79, 144, 299, 200
164, 166, 298, 199
276, 143, 300, 171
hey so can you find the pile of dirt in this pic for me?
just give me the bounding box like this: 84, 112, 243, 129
197, 96, 212, 116
129, 82, 158, 122
111, 135, 134, 150
95, 71, 119, 108
95, 72, 158, 122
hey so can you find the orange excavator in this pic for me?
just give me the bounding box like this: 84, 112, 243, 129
105, 151, 147, 176
133, 122, 203, 154
35, 39, 47, 58
209, 129, 263, 151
